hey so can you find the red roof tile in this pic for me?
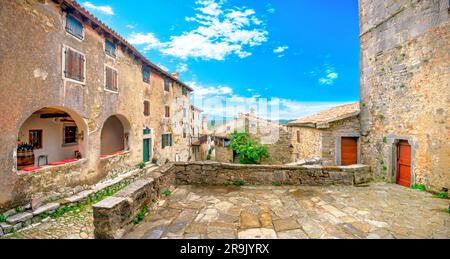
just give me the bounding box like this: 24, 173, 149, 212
288, 103, 360, 126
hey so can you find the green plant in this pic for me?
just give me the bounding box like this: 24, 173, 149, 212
383, 136, 388, 143
272, 181, 283, 187
224, 180, 246, 187
411, 184, 426, 191
162, 188, 172, 197
229, 132, 269, 164
433, 192, 449, 199
444, 208, 450, 214
132, 205, 149, 225
137, 162, 146, 169
0, 214, 6, 222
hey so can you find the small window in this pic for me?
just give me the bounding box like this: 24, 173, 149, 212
65, 14, 84, 40
105, 66, 118, 92
144, 101, 150, 116
162, 134, 172, 148
29, 130, 43, 149
297, 131, 301, 143
105, 39, 116, 57
63, 125, 78, 145
183, 128, 187, 139
63, 47, 85, 83
165, 106, 170, 118
182, 87, 188, 96
183, 108, 187, 118
143, 67, 150, 83
164, 80, 170, 92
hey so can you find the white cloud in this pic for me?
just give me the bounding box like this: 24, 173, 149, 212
82, 2, 114, 15
189, 81, 351, 120
273, 45, 289, 53
319, 69, 339, 85
128, 0, 268, 61
156, 63, 169, 72
266, 3, 276, 14
176, 63, 189, 73
127, 33, 162, 51
126, 24, 135, 29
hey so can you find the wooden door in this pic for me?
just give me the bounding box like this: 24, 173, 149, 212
397, 140, 411, 187
341, 137, 358, 166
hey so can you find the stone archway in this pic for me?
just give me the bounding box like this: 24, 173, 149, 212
100, 115, 131, 156
16, 106, 88, 170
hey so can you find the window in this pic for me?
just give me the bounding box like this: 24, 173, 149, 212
183, 108, 187, 118
63, 46, 85, 83
105, 66, 118, 92
297, 131, 301, 143
105, 39, 116, 57
144, 101, 150, 116
162, 134, 172, 148
143, 67, 150, 83
63, 125, 78, 145
183, 128, 187, 139
182, 87, 188, 96
165, 106, 170, 118
164, 80, 170, 92
29, 130, 43, 149
65, 14, 84, 40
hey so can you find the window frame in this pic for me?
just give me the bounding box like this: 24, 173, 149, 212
63, 124, 78, 146
143, 67, 151, 84
297, 130, 301, 143
29, 129, 43, 150
164, 79, 170, 92
62, 45, 86, 85
105, 39, 116, 58
144, 100, 150, 116
104, 64, 119, 93
165, 106, 170, 118
64, 13, 85, 41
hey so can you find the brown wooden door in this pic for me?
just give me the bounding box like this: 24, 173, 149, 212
397, 140, 411, 187
341, 137, 358, 166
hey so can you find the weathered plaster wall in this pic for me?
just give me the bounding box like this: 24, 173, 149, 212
359, 0, 449, 190
0, 0, 146, 209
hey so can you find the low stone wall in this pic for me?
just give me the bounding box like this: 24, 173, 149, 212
92, 162, 372, 239
92, 164, 175, 239
175, 162, 372, 186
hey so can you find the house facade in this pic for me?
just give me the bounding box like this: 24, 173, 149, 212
288, 103, 361, 166
359, 0, 449, 190
0, 0, 193, 210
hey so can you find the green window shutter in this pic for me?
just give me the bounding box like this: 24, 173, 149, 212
169, 134, 173, 146
162, 134, 166, 149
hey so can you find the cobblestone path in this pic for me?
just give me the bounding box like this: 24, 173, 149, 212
124, 183, 449, 239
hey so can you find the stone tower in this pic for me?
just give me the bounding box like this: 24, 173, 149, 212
359, 0, 449, 190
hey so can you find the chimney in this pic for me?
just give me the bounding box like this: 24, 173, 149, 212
171, 72, 179, 79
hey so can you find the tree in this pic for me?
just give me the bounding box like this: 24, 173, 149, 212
229, 132, 269, 164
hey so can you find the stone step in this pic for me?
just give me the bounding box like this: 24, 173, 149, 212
6, 212, 33, 225
32, 202, 60, 216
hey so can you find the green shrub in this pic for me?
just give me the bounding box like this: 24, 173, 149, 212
229, 132, 269, 164
411, 184, 426, 191
132, 205, 149, 225
0, 214, 6, 222
433, 192, 449, 199
137, 162, 146, 169
224, 180, 246, 187
162, 189, 172, 197
272, 181, 283, 187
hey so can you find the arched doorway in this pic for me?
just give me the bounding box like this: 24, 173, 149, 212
100, 115, 131, 157
17, 107, 88, 171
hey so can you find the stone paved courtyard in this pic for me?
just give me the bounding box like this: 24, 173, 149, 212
3, 182, 449, 239
124, 183, 449, 239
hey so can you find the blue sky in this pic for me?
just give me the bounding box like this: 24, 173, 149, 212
81, 0, 360, 121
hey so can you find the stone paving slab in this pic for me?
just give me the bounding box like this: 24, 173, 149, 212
124, 183, 450, 239
2, 183, 449, 239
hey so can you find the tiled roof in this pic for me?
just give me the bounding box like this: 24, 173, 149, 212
53, 0, 193, 91
288, 103, 360, 126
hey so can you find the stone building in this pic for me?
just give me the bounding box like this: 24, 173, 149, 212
359, 0, 449, 190
288, 103, 361, 166
0, 0, 193, 210
212, 111, 292, 164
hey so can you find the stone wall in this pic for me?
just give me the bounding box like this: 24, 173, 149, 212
214, 146, 234, 163
93, 165, 176, 239
175, 162, 372, 186
321, 116, 361, 165
359, 0, 450, 190
92, 162, 372, 239
290, 127, 322, 162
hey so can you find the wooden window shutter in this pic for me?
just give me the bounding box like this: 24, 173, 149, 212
169, 134, 173, 146
144, 101, 150, 116
162, 135, 166, 149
